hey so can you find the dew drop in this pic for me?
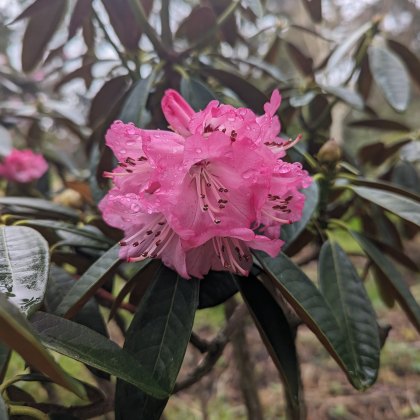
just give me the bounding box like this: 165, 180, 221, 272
120, 149, 127, 154
242, 169, 258, 180
195, 148, 202, 154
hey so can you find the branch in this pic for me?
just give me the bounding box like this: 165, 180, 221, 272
173, 303, 248, 392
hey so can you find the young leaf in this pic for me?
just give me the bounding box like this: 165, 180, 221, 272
30, 312, 168, 399
351, 186, 420, 227
115, 265, 199, 420
348, 232, 420, 332
180, 77, 217, 112
236, 275, 303, 418
253, 251, 373, 390
281, 181, 318, 250
55, 244, 121, 318
198, 270, 238, 309
0, 294, 85, 398
0, 226, 49, 317
368, 45, 410, 112
319, 240, 380, 388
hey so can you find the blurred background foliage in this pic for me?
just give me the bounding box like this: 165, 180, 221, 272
0, 0, 420, 419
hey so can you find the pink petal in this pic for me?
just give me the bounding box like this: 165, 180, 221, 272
161, 89, 195, 137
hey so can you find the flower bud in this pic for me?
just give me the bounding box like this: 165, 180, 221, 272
317, 139, 342, 164
53, 189, 83, 209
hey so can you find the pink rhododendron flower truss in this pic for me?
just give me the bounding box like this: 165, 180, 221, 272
99, 89, 312, 279
0, 148, 48, 183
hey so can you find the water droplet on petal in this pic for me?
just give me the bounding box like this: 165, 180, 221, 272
195, 148, 202, 154
131, 203, 140, 212
242, 169, 258, 180
120, 149, 126, 154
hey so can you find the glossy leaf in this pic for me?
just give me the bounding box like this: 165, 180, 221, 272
285, 42, 313, 77
55, 244, 120, 318
357, 55, 372, 100
21, 0, 67, 72
322, 85, 364, 110
116, 266, 199, 419
368, 45, 410, 112
202, 67, 268, 111
10, 0, 51, 22
254, 251, 373, 390
180, 77, 216, 112
0, 343, 10, 382
319, 241, 380, 388
30, 312, 168, 399
176, 6, 216, 41
236, 275, 302, 417
281, 181, 318, 250
348, 232, 420, 332
327, 22, 372, 71
0, 226, 49, 316
198, 270, 238, 309
119, 71, 157, 126
351, 186, 420, 227
0, 294, 85, 398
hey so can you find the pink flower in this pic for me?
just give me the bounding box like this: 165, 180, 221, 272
0, 148, 48, 183
99, 90, 311, 278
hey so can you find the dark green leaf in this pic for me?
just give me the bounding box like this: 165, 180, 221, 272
101, 0, 153, 51
116, 265, 199, 420
392, 161, 420, 195
89, 76, 129, 128
0, 343, 10, 382
0, 294, 85, 398
236, 275, 302, 417
254, 251, 370, 390
198, 270, 238, 309
351, 185, 420, 227
55, 244, 121, 318
0, 197, 79, 221
301, 0, 322, 22
347, 118, 411, 132
21, 0, 67, 72
0, 226, 49, 316
348, 232, 420, 332
368, 45, 410, 112
119, 71, 157, 126
281, 181, 318, 250
202, 67, 268, 111
319, 241, 380, 388
180, 77, 216, 111
30, 312, 168, 399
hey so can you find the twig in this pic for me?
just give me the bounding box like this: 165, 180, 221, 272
173, 303, 248, 393
189, 332, 211, 354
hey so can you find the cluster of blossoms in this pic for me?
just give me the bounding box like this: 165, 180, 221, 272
99, 90, 311, 278
0, 148, 48, 183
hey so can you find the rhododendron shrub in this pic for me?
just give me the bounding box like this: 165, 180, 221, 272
99, 90, 311, 278
0, 148, 48, 183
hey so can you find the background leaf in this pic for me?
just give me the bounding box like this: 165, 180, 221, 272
198, 270, 238, 309
0, 226, 49, 316
116, 265, 199, 420
368, 45, 410, 112
319, 240, 380, 389
180, 77, 216, 111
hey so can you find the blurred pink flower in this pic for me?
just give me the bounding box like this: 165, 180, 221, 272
0, 148, 48, 183
99, 90, 311, 278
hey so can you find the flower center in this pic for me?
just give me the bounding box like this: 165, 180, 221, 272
191, 161, 229, 224
120, 214, 175, 262
212, 237, 251, 275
